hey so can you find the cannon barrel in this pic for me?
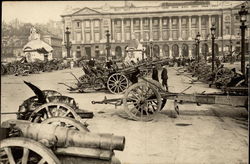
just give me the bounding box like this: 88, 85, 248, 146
2, 120, 125, 151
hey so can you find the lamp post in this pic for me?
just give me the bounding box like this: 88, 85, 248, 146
65, 27, 72, 58
238, 4, 248, 76
195, 32, 201, 63
210, 24, 216, 72
106, 30, 111, 60
150, 41, 153, 60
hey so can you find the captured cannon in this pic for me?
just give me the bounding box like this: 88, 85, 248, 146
92, 77, 248, 121
0, 119, 125, 164
59, 57, 170, 94
1, 81, 94, 123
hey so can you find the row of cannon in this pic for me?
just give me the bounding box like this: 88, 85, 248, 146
0, 81, 125, 164
1, 58, 69, 76
186, 61, 247, 89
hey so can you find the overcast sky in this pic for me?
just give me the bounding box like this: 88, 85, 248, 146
2, 1, 242, 24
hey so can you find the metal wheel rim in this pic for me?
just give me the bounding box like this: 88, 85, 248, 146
0, 137, 61, 164
107, 73, 129, 94
28, 102, 80, 123
123, 82, 162, 121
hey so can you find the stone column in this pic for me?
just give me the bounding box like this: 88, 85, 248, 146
178, 16, 182, 40
140, 18, 143, 42
218, 15, 222, 39
131, 18, 133, 38
169, 46, 172, 58
188, 16, 192, 40
90, 19, 94, 43
169, 17, 172, 41
150, 17, 153, 41
81, 21, 85, 43
189, 48, 192, 58
198, 16, 202, 38
112, 19, 115, 42
121, 18, 124, 42
159, 17, 163, 41
179, 46, 182, 57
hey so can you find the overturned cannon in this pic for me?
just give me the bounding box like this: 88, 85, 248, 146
1, 119, 125, 164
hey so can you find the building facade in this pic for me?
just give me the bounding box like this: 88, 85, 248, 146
61, 1, 250, 60
42, 35, 63, 58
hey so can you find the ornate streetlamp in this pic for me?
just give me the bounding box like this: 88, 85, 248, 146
195, 32, 201, 63
210, 24, 216, 72
65, 27, 72, 58
238, 3, 248, 76
106, 30, 111, 60
150, 41, 153, 60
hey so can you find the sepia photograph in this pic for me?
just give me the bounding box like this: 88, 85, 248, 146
1, 0, 249, 164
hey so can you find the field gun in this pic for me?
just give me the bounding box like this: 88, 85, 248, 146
1, 81, 93, 124
0, 119, 125, 164
92, 77, 248, 121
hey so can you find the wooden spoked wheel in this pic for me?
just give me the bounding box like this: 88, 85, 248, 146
93, 78, 105, 91
0, 137, 60, 164
123, 82, 162, 121
107, 73, 129, 94
145, 79, 167, 110
79, 74, 91, 83
28, 102, 81, 123
42, 117, 89, 132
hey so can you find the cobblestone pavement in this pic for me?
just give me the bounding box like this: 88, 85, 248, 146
1, 67, 248, 164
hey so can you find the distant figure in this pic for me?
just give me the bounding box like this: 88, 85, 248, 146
70, 59, 74, 69
88, 58, 95, 67
161, 65, 168, 91
152, 66, 159, 82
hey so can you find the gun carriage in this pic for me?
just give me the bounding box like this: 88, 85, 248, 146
1, 81, 94, 124
60, 57, 170, 94
0, 118, 125, 164
92, 77, 248, 121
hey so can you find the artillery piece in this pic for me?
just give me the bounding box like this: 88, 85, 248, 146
60, 58, 170, 94
92, 77, 248, 121
1, 81, 94, 124
0, 119, 125, 164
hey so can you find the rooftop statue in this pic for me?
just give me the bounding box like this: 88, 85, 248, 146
28, 26, 40, 41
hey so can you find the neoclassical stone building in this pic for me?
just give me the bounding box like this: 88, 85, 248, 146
61, 1, 249, 59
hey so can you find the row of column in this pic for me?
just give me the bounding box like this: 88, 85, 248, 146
110, 15, 222, 42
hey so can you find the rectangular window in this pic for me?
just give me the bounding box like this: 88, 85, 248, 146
153, 31, 158, 40
182, 18, 187, 25
153, 19, 158, 25
144, 32, 150, 40
76, 22, 81, 28
94, 32, 100, 42
201, 17, 206, 25
116, 33, 121, 41
163, 30, 168, 40
76, 33, 81, 42
172, 18, 177, 25
144, 19, 149, 26
85, 21, 90, 28
94, 20, 99, 27
85, 33, 91, 42
163, 19, 168, 26
125, 20, 130, 26
115, 20, 121, 26
172, 30, 178, 40
182, 30, 187, 40
135, 20, 140, 26
126, 32, 130, 40
191, 18, 196, 24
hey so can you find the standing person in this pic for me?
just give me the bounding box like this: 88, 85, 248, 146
70, 59, 74, 69
152, 66, 159, 82
161, 65, 168, 91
